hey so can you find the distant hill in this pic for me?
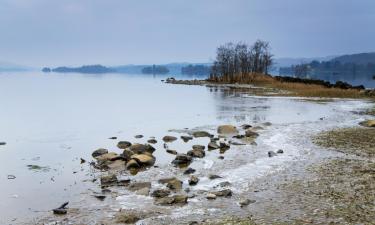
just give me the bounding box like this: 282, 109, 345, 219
331, 52, 375, 65
274, 56, 336, 68
46, 65, 115, 74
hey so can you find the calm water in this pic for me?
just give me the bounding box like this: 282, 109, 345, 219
0, 72, 372, 224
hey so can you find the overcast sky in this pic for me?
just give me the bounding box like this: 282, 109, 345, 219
0, 0, 374, 67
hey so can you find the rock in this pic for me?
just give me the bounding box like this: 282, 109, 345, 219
163, 136, 177, 142
192, 145, 205, 151
135, 135, 143, 138
93, 195, 106, 201
232, 134, 245, 139
212, 189, 232, 197
219, 142, 230, 150
155, 195, 188, 205
268, 151, 277, 157
107, 160, 126, 170
151, 189, 171, 198
239, 199, 256, 207
115, 210, 144, 224
129, 143, 155, 154
131, 154, 155, 166
147, 139, 157, 144
215, 181, 231, 188
166, 149, 178, 155
126, 159, 140, 169
208, 174, 222, 180
172, 154, 192, 166
7, 175, 16, 179
192, 131, 212, 138
206, 193, 217, 199
122, 149, 134, 161
0, 142, 7, 145
187, 149, 205, 158
245, 130, 259, 138
181, 135, 193, 142
241, 124, 252, 129
100, 174, 118, 187
183, 167, 196, 175
217, 125, 238, 134
159, 177, 183, 191
96, 152, 119, 162
277, 149, 284, 154
80, 158, 86, 164
117, 141, 132, 149
128, 182, 151, 194
263, 122, 272, 126
53, 208, 67, 215
109, 137, 117, 140
92, 148, 108, 158
218, 156, 224, 160
188, 175, 199, 185
359, 120, 375, 128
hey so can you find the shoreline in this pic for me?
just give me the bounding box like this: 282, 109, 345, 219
30, 95, 375, 224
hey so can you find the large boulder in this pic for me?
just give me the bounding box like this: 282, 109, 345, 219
359, 120, 375, 128
92, 148, 108, 158
131, 154, 155, 167
159, 177, 183, 191
117, 141, 132, 149
129, 143, 155, 154
217, 125, 238, 134
162, 136, 177, 142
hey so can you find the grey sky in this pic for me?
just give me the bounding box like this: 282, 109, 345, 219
0, 0, 374, 67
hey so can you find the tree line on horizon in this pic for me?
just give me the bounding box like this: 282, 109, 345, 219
210, 40, 273, 82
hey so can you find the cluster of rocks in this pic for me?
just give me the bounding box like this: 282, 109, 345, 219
89, 123, 278, 214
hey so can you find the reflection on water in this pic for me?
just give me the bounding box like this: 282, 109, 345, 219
0, 72, 371, 223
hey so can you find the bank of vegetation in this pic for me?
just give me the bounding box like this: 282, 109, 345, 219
207, 40, 374, 98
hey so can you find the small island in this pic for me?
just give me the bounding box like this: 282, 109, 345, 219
42, 65, 115, 74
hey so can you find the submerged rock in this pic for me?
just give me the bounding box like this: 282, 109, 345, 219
208, 174, 222, 180
159, 177, 183, 191
0, 142, 6, 146
208, 141, 219, 150
211, 189, 232, 197
151, 189, 171, 198
117, 141, 132, 149
166, 149, 178, 155
188, 175, 199, 185
100, 174, 118, 187
155, 195, 188, 205
245, 130, 259, 138
172, 154, 192, 166
187, 149, 205, 158
181, 135, 193, 142
192, 145, 205, 151
268, 151, 277, 157
183, 167, 196, 175
163, 135, 177, 142
241, 124, 252, 129
239, 199, 256, 207
134, 135, 143, 138
217, 125, 238, 134
206, 193, 217, 200
192, 131, 212, 138
92, 148, 108, 158
147, 139, 157, 144
277, 149, 284, 154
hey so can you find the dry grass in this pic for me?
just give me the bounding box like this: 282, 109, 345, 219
209, 73, 368, 98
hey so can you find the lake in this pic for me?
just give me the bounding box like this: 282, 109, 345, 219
0, 72, 372, 224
